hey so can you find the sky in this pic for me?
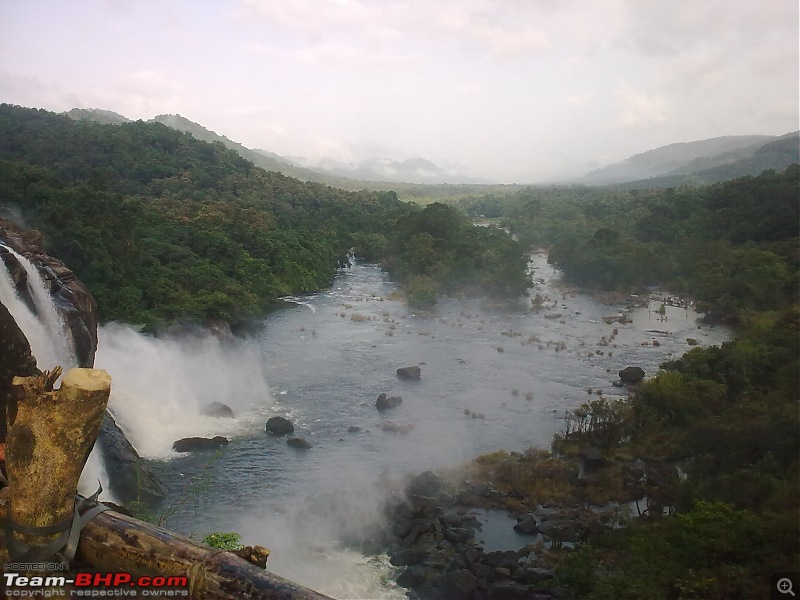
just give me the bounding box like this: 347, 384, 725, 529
1, 0, 797, 184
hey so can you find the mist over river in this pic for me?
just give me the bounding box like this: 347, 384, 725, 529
94, 254, 730, 598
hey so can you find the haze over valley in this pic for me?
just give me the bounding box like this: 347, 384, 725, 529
2, 0, 797, 184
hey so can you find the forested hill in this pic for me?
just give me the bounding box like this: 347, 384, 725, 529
457, 164, 799, 322
0, 104, 529, 326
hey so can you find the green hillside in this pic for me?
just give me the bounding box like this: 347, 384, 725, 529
0, 104, 529, 326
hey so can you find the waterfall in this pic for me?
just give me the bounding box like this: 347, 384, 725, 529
0, 244, 110, 498
0, 244, 76, 371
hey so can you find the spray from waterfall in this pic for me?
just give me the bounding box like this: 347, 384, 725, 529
0, 244, 109, 497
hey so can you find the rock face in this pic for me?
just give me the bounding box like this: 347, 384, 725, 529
201, 401, 235, 418
98, 413, 165, 505
0, 301, 38, 441
618, 366, 645, 384
396, 365, 421, 380
265, 416, 295, 436
172, 436, 229, 453
376, 393, 403, 410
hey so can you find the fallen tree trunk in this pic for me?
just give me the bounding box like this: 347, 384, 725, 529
0, 497, 333, 599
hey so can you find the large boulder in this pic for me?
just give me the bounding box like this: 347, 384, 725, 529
201, 401, 235, 418
172, 436, 229, 453
376, 393, 403, 410
265, 416, 294, 436
396, 365, 421, 380
513, 515, 539, 535
432, 569, 478, 598
618, 366, 645, 384
537, 518, 584, 542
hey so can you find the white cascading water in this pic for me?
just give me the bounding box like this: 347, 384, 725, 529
0, 244, 110, 498
95, 323, 273, 459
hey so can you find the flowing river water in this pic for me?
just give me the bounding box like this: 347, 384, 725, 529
87, 254, 730, 598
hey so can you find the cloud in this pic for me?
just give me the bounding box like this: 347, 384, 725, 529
437, 7, 550, 60
615, 86, 667, 128
292, 42, 411, 68
566, 92, 594, 107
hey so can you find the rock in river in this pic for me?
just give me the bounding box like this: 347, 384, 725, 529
172, 436, 229, 453
396, 365, 421, 380
201, 401, 235, 418
618, 365, 645, 384
376, 393, 403, 410
265, 416, 294, 435
287, 437, 312, 449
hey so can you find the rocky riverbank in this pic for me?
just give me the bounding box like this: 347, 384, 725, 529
361, 447, 679, 599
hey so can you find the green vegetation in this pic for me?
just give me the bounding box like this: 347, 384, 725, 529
378, 203, 530, 308
458, 166, 799, 321
202, 531, 244, 551
0, 104, 528, 325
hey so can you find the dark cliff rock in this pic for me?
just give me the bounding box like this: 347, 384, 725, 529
0, 301, 39, 441
98, 412, 165, 504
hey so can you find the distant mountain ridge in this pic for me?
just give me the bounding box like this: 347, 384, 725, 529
149, 113, 349, 185
292, 154, 494, 185
580, 134, 796, 185
63, 108, 797, 190
605, 132, 800, 189
63, 109, 491, 187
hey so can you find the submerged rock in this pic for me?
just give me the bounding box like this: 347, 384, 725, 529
287, 437, 312, 449
201, 401, 235, 418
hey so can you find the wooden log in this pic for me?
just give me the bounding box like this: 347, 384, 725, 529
5, 367, 111, 558
0, 497, 333, 599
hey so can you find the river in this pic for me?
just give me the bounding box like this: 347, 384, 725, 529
94, 253, 730, 598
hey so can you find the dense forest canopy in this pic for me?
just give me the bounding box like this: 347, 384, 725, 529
0, 104, 528, 325
457, 167, 799, 321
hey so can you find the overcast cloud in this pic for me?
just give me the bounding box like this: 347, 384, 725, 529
1, 0, 797, 183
